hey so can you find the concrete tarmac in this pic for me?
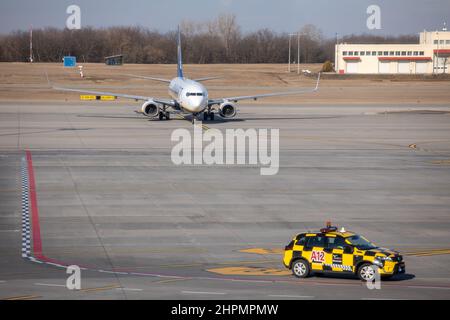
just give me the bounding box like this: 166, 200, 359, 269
0, 102, 450, 300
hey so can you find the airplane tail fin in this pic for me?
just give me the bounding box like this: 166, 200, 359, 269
177, 26, 184, 78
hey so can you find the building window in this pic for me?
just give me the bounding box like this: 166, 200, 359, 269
372, 51, 377, 56
401, 51, 406, 56
366, 51, 371, 56
413, 51, 418, 56
395, 51, 401, 56
389, 51, 394, 56
440, 40, 445, 44
446, 40, 450, 45
407, 51, 412, 56
343, 51, 348, 56
384, 51, 389, 56
419, 51, 424, 56
360, 51, 365, 56
434, 40, 438, 44
348, 51, 353, 56
378, 51, 383, 56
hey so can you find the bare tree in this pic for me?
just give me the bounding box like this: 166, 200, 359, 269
208, 13, 241, 62
0, 17, 420, 64
298, 24, 324, 63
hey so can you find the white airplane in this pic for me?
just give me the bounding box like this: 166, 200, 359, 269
53, 27, 321, 124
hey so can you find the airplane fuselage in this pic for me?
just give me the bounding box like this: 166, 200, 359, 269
169, 77, 208, 113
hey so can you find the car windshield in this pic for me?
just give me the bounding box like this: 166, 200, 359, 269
346, 235, 378, 250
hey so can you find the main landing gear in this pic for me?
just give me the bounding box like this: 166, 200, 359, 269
203, 111, 215, 121
191, 111, 215, 124
158, 111, 170, 121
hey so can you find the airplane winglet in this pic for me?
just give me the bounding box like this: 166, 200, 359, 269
124, 74, 171, 83
193, 76, 223, 82
314, 72, 321, 92
44, 70, 52, 87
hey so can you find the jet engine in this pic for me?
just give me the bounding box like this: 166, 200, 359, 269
141, 100, 160, 118
219, 102, 237, 118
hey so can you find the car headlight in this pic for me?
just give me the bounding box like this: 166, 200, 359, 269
375, 256, 393, 262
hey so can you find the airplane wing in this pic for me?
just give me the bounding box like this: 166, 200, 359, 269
53, 86, 176, 107
125, 74, 221, 83
208, 73, 321, 105
123, 74, 171, 83
193, 76, 222, 82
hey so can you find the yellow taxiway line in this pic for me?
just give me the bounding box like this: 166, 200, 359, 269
176, 114, 210, 131
154, 278, 192, 284
207, 266, 291, 276
404, 249, 450, 257
2, 295, 40, 300
431, 159, 450, 165
80, 284, 121, 293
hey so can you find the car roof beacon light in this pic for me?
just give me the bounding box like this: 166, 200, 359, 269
320, 221, 337, 233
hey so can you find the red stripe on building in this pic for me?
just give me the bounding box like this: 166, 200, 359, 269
343, 57, 360, 61
434, 49, 450, 54
378, 57, 431, 61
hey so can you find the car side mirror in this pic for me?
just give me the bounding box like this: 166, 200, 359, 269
343, 245, 353, 254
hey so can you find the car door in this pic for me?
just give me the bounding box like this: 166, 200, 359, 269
303, 235, 326, 271
325, 236, 354, 273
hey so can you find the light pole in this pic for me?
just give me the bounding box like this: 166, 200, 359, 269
288, 34, 292, 72
29, 25, 33, 63
335, 33, 338, 73
288, 33, 300, 73
297, 33, 301, 74
436, 31, 440, 74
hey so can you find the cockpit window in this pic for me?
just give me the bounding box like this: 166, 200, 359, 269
186, 92, 203, 97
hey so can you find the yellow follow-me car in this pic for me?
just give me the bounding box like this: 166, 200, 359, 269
283, 223, 406, 281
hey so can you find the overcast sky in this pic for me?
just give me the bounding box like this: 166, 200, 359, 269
1, 0, 449, 37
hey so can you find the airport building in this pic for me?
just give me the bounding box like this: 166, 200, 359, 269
335, 30, 450, 74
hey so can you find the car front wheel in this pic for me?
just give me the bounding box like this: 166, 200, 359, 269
292, 259, 310, 278
358, 263, 379, 282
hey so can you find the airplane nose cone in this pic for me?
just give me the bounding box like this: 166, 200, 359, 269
190, 99, 206, 112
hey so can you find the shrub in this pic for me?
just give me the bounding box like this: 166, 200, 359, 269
322, 60, 334, 72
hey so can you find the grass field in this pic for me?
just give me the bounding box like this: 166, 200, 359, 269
0, 62, 449, 105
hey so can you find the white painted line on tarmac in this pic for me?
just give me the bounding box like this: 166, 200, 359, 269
407, 285, 450, 290
0, 230, 19, 233
182, 291, 227, 295
117, 288, 143, 292
99, 270, 122, 274
268, 294, 314, 299
34, 283, 66, 288
361, 298, 405, 300
98, 270, 129, 275
98, 270, 115, 274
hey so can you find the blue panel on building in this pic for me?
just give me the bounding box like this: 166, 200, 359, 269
63, 56, 77, 67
